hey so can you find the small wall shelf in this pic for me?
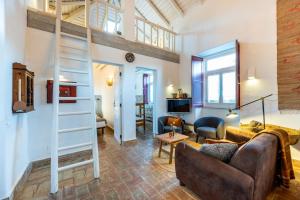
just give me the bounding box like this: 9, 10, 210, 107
12, 63, 35, 113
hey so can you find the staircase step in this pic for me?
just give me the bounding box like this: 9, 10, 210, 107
61, 32, 87, 41
58, 126, 93, 133
58, 159, 93, 172
60, 68, 88, 74
58, 142, 92, 152
60, 55, 88, 62
59, 97, 91, 101
60, 44, 87, 51
59, 82, 90, 87
59, 111, 92, 116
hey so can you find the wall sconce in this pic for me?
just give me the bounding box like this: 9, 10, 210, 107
106, 77, 113, 86
248, 67, 256, 80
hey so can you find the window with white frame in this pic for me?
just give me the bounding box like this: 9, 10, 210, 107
204, 50, 237, 107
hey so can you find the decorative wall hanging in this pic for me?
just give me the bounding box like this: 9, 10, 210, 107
125, 52, 135, 63
277, 0, 300, 110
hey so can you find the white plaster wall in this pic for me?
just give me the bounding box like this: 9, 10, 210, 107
135, 72, 143, 96
25, 27, 179, 161
175, 0, 300, 160
93, 65, 119, 128
0, 0, 30, 198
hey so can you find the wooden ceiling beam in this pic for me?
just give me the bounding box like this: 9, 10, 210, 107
145, 0, 170, 26
135, 6, 147, 20
168, 0, 184, 16
61, 1, 85, 6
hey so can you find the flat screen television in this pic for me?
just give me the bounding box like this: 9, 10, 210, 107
167, 99, 191, 113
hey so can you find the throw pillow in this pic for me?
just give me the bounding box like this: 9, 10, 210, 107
249, 120, 263, 127
199, 143, 239, 163
167, 117, 181, 127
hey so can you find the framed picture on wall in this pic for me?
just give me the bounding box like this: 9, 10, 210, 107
46, 80, 77, 103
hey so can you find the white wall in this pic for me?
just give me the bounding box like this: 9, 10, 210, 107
135, 72, 143, 96
0, 0, 30, 199
175, 0, 300, 160
93, 65, 119, 128
25, 27, 179, 160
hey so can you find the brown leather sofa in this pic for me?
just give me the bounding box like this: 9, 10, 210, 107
175, 133, 278, 200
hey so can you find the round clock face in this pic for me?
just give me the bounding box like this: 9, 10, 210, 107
125, 53, 135, 63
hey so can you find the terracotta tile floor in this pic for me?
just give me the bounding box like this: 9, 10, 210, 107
14, 128, 300, 200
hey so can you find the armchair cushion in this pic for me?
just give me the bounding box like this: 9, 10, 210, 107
199, 143, 239, 163
196, 127, 217, 138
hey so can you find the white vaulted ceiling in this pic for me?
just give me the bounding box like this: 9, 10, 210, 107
135, 0, 203, 28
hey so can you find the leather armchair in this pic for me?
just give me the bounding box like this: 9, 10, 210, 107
157, 116, 184, 135
194, 117, 224, 142
175, 133, 278, 200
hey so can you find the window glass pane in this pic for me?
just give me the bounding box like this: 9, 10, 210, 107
222, 72, 236, 103
207, 53, 236, 71
207, 75, 220, 103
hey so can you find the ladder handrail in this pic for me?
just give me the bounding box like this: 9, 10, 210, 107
51, 0, 61, 194
86, 0, 100, 179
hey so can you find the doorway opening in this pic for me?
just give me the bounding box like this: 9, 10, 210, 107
135, 68, 156, 139
93, 62, 123, 144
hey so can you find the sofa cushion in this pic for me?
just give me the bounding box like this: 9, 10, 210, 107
199, 143, 239, 163
196, 127, 217, 138
164, 126, 181, 133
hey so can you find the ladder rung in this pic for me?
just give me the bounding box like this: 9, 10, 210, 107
59, 82, 90, 87
58, 159, 93, 172
59, 97, 91, 101
60, 44, 87, 51
58, 142, 92, 152
60, 68, 88, 74
61, 32, 87, 41
60, 55, 88, 62
58, 127, 92, 133
59, 111, 92, 116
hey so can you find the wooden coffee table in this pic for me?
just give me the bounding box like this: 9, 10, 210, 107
156, 132, 189, 164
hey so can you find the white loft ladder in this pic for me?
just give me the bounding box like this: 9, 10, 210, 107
51, 0, 99, 194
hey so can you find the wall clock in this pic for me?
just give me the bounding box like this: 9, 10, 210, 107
125, 52, 135, 63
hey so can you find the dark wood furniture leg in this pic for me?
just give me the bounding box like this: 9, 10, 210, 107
158, 141, 163, 157
169, 143, 174, 164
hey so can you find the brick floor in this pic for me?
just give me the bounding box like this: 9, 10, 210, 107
14, 128, 300, 200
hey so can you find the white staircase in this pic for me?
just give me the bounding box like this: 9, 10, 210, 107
51, 0, 99, 194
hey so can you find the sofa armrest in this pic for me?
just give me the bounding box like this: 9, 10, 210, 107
175, 143, 254, 200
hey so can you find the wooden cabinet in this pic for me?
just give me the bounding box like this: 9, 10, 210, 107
12, 63, 34, 113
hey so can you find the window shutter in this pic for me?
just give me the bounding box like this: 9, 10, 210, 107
191, 56, 204, 107
235, 40, 240, 107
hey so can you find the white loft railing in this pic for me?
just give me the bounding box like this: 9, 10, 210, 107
29, 1, 177, 52
38, 0, 123, 35
135, 17, 176, 52
89, 0, 123, 35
